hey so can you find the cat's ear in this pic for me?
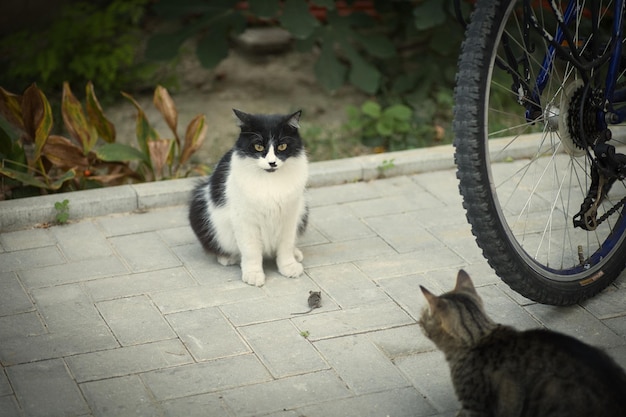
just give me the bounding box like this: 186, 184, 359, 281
454, 269, 477, 295
233, 109, 251, 127
286, 110, 302, 129
420, 285, 439, 311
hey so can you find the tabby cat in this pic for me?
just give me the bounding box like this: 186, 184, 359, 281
189, 109, 308, 287
419, 270, 626, 417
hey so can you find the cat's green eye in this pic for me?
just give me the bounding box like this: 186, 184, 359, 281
254, 144, 264, 152
277, 143, 287, 151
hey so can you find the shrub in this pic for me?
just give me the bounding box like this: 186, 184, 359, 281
0, 0, 153, 101
0, 83, 208, 200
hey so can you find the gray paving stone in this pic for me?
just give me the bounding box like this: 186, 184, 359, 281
97, 206, 188, 237
141, 354, 271, 401
97, 295, 176, 345
356, 249, 465, 281
346, 189, 444, 219
259, 269, 320, 297
376, 273, 439, 321
0, 312, 45, 339
0, 246, 64, 273
478, 285, 541, 331
18, 256, 128, 288
409, 169, 463, 207
220, 370, 352, 417
83, 267, 196, 301
169, 243, 242, 286
525, 303, 625, 348
160, 393, 233, 417
290, 301, 414, 341
238, 319, 328, 378
395, 350, 460, 413
298, 224, 329, 247
365, 212, 446, 253
581, 285, 626, 319
304, 237, 395, 268
66, 339, 192, 383
109, 232, 182, 273
0, 368, 12, 396
150, 282, 263, 314
51, 221, 112, 261
157, 225, 197, 247
306, 263, 391, 308
426, 221, 485, 263
310, 205, 376, 242
314, 334, 410, 394
0, 228, 55, 251
368, 325, 435, 358
220, 293, 337, 327
81, 375, 163, 417
307, 181, 381, 207
296, 387, 437, 417
0, 323, 118, 365
0, 394, 22, 417
31, 284, 103, 332
166, 307, 250, 361
7, 359, 89, 417
0, 272, 33, 316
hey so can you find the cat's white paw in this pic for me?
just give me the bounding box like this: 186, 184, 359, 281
278, 261, 304, 278
242, 270, 266, 287
217, 254, 239, 266
294, 248, 304, 262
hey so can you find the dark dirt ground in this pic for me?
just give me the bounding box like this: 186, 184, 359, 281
107, 45, 370, 169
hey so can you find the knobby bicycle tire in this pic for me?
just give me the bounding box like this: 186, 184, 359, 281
454, 0, 626, 305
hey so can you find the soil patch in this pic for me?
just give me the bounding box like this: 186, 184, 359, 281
107, 47, 370, 169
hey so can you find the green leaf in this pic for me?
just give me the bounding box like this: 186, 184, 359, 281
376, 119, 394, 137
314, 36, 348, 91
121, 91, 158, 164
248, 0, 280, 18
196, 33, 229, 69
355, 33, 396, 59
361, 101, 381, 119
383, 104, 412, 121
21, 84, 53, 165
86, 82, 115, 143
95, 143, 149, 164
340, 41, 381, 94
0, 165, 75, 190
312, 0, 334, 9
280, 0, 318, 39
414, 0, 446, 30
145, 32, 187, 61
62, 82, 98, 154
348, 58, 381, 94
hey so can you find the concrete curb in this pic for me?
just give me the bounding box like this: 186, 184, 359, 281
0, 136, 540, 232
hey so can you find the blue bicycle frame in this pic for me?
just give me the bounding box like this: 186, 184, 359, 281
527, 0, 626, 123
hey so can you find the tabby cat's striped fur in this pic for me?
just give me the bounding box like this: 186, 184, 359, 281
419, 270, 626, 417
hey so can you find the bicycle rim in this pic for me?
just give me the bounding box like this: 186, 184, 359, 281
455, 0, 626, 304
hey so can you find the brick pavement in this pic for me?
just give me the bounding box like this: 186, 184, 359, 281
1, 151, 626, 416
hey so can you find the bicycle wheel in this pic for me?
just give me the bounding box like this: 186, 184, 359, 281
454, 0, 626, 305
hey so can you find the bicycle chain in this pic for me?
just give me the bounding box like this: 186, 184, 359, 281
595, 195, 626, 227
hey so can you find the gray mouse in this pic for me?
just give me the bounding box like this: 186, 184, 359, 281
291, 290, 322, 315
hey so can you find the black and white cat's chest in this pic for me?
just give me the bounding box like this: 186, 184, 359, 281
226, 153, 308, 205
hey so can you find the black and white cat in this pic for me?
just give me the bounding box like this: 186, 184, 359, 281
189, 109, 309, 286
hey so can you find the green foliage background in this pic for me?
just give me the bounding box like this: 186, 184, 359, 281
145, 0, 465, 147
0, 0, 154, 102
